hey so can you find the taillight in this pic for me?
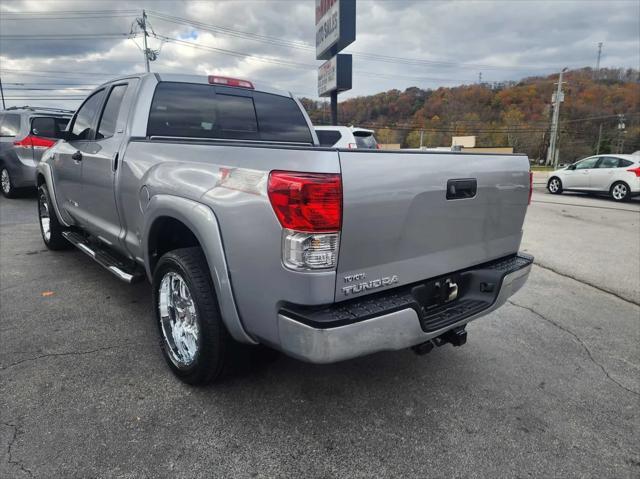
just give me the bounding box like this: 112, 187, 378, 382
268, 171, 341, 232
13, 135, 56, 150
528, 171, 533, 205
268, 171, 342, 270
347, 143, 357, 149
627, 166, 640, 177
208, 75, 254, 89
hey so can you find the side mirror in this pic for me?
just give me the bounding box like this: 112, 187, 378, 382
567, 164, 576, 170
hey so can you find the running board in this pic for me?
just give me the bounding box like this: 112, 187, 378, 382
62, 231, 145, 284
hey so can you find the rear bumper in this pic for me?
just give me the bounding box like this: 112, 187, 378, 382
277, 253, 533, 364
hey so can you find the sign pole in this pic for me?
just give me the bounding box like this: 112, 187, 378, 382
331, 91, 338, 125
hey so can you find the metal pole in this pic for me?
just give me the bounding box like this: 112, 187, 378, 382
546, 68, 566, 168
419, 130, 424, 148
142, 10, 150, 73
0, 77, 5, 110
596, 123, 603, 155
330, 91, 338, 126
594, 42, 603, 79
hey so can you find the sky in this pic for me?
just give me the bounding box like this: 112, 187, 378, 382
0, 0, 638, 109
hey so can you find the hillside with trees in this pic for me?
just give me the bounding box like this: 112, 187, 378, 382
300, 68, 639, 162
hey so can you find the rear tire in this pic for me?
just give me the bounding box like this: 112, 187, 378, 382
610, 181, 630, 202
1, 168, 16, 198
152, 247, 231, 385
547, 177, 563, 195
38, 184, 71, 250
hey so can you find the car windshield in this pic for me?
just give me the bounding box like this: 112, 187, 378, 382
353, 131, 378, 149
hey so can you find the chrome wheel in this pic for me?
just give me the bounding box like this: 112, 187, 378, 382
548, 178, 560, 193
611, 183, 627, 201
158, 272, 200, 368
1, 169, 10, 194
38, 190, 51, 242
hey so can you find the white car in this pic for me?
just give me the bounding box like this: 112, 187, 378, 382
547, 154, 640, 202
315, 126, 379, 149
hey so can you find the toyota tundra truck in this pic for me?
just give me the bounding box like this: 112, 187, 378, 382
36, 73, 533, 385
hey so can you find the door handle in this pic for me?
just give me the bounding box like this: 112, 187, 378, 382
72, 151, 83, 162
446, 178, 477, 199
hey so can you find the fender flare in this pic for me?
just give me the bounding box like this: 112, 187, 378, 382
143, 194, 257, 345
36, 162, 72, 227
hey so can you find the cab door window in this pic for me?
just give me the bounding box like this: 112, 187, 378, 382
96, 84, 128, 140
575, 157, 599, 170
69, 90, 105, 141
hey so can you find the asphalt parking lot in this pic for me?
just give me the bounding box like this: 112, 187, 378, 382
1, 188, 639, 478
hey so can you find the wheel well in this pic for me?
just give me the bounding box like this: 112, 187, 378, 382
148, 217, 201, 273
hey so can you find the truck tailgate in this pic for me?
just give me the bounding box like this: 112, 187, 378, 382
335, 150, 530, 301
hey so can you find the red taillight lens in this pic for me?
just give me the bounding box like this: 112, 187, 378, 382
13, 135, 56, 150
528, 171, 533, 205
627, 166, 640, 177
208, 75, 254, 89
268, 171, 342, 232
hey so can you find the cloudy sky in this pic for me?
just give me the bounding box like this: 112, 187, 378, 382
0, 0, 638, 109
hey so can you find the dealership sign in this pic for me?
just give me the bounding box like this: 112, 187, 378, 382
315, 0, 356, 60
318, 54, 352, 97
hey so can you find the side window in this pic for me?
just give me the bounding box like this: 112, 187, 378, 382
96, 84, 128, 140
31, 117, 69, 139
575, 157, 599, 170
253, 92, 312, 143
316, 130, 342, 147
596, 157, 619, 169
0, 114, 21, 137
617, 159, 633, 168
69, 90, 105, 141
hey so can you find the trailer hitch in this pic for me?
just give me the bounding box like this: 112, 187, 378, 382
411, 326, 468, 356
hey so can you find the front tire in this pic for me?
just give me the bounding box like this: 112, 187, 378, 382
610, 181, 630, 202
547, 177, 563, 195
38, 184, 70, 250
152, 247, 231, 385
1, 168, 16, 198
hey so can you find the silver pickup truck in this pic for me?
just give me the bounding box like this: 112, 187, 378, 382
37, 73, 533, 385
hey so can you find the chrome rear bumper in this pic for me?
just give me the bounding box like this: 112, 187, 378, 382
277, 255, 532, 364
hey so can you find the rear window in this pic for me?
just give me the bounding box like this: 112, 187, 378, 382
147, 82, 312, 143
316, 129, 342, 147
353, 131, 378, 149
31, 117, 69, 139
0, 114, 21, 137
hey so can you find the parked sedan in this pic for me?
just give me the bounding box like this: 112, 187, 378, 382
0, 106, 72, 197
547, 154, 640, 202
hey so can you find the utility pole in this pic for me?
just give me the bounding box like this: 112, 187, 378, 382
546, 67, 567, 168
596, 123, 603, 155
330, 91, 337, 126
137, 10, 151, 72
419, 130, 424, 148
616, 114, 626, 153
594, 42, 603, 79
478, 72, 482, 84
0, 77, 5, 110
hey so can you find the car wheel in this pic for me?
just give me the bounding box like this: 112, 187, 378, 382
38, 184, 71, 250
610, 181, 630, 202
1, 168, 16, 198
547, 177, 563, 195
152, 247, 231, 385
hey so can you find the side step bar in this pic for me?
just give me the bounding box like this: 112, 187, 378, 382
62, 231, 145, 284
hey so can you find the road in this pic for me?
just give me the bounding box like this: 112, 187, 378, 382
1, 190, 639, 478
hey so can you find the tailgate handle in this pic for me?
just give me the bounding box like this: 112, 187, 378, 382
446, 179, 477, 200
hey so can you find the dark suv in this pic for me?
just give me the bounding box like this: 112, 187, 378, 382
0, 106, 72, 198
